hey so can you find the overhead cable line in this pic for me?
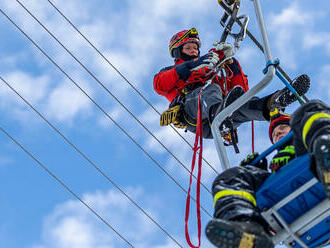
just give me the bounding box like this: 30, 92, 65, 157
0, 8, 212, 219
46, 0, 219, 174
0, 75, 186, 248
0, 126, 135, 248
14, 0, 212, 195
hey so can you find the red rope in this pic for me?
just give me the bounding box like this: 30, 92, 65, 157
252, 120, 255, 153
185, 88, 203, 248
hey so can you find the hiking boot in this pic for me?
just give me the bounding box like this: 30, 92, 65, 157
312, 134, 330, 198
223, 85, 245, 108
209, 86, 244, 123
267, 74, 310, 110
205, 219, 274, 248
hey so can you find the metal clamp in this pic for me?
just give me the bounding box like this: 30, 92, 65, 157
263, 58, 280, 74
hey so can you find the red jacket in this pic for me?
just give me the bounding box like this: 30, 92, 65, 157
153, 57, 249, 103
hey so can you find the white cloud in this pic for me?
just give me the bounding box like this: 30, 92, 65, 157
314, 64, 330, 99
303, 32, 330, 54
33, 188, 181, 248
0, 71, 51, 124
268, 2, 316, 69
0, 71, 50, 105
45, 80, 92, 123
270, 3, 313, 27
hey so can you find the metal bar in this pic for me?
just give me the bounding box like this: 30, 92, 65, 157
250, 132, 293, 166
270, 199, 330, 244
212, 0, 275, 170
272, 211, 309, 248
212, 67, 275, 169
252, 0, 272, 60
219, 1, 311, 102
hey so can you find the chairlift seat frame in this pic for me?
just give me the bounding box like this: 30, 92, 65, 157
256, 154, 330, 248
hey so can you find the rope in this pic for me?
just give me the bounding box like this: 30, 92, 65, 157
185, 88, 204, 248
252, 120, 255, 153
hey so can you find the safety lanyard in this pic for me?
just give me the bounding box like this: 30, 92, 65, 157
185, 87, 204, 248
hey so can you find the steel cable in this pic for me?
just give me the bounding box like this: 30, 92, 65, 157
14, 0, 213, 195
0, 126, 135, 248
0, 7, 213, 220
0, 75, 186, 247
46, 0, 219, 175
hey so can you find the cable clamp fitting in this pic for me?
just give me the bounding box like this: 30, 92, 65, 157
263, 58, 280, 74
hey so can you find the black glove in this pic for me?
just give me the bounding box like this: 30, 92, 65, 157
239, 152, 268, 170
175, 52, 219, 81
269, 145, 296, 172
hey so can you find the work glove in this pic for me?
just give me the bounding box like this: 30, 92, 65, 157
213, 41, 234, 59
175, 52, 219, 81
239, 152, 268, 170
269, 145, 296, 172
190, 52, 220, 71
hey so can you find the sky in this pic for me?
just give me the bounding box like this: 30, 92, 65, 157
0, 0, 329, 248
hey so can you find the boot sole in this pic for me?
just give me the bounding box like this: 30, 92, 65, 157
205, 219, 274, 248
274, 74, 310, 108
223, 86, 245, 108
314, 136, 330, 198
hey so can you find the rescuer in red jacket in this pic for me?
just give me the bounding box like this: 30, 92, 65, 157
153, 28, 308, 139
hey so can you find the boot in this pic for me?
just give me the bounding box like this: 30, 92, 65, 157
210, 85, 245, 123
312, 134, 330, 198
223, 85, 245, 108
205, 218, 274, 248
267, 74, 310, 110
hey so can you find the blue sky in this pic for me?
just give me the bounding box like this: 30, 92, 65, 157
0, 0, 329, 247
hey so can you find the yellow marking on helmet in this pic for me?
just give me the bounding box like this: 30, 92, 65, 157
239, 233, 255, 248
169, 28, 198, 52
270, 108, 280, 119
302, 113, 330, 148
213, 190, 256, 208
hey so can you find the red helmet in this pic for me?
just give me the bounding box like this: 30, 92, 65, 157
268, 109, 291, 143
169, 28, 201, 58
